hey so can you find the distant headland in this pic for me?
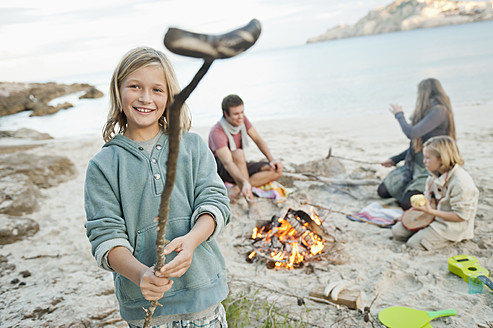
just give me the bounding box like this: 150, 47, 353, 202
307, 0, 493, 43
0, 82, 103, 118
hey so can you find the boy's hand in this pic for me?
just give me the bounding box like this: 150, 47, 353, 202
139, 266, 173, 301
162, 236, 195, 278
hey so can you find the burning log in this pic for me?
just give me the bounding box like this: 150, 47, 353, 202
247, 208, 346, 269
284, 211, 325, 255
288, 209, 332, 242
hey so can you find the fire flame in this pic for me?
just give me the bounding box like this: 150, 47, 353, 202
249, 210, 326, 269
288, 242, 303, 268
310, 207, 322, 225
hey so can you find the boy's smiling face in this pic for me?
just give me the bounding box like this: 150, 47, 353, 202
120, 64, 168, 140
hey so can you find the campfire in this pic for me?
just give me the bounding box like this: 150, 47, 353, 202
247, 208, 346, 270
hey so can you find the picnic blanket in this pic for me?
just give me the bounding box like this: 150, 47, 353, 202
347, 202, 403, 228
252, 181, 294, 203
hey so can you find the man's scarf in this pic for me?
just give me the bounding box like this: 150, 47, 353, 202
219, 117, 249, 151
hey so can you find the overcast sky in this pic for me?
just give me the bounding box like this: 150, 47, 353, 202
0, 0, 393, 82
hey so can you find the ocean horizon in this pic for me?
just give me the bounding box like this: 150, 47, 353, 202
1, 20, 492, 139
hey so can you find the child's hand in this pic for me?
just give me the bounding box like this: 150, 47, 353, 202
139, 266, 173, 301
162, 236, 195, 278
413, 201, 432, 214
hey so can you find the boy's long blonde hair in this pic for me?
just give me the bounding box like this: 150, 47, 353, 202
411, 78, 456, 152
103, 46, 191, 142
424, 135, 464, 174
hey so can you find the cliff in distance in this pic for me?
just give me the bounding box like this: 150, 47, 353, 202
307, 0, 493, 43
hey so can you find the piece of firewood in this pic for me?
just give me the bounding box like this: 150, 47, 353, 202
309, 285, 361, 309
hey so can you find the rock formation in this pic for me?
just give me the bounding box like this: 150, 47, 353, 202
0, 215, 40, 245
0, 152, 77, 190
0, 128, 77, 245
0, 81, 104, 118
0, 127, 53, 140
307, 0, 493, 43
79, 86, 104, 99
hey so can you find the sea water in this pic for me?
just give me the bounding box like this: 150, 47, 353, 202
1, 20, 492, 138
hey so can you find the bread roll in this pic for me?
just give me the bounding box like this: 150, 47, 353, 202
410, 194, 427, 207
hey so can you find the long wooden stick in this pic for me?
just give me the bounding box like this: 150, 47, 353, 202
142, 18, 261, 325
301, 202, 392, 228
143, 59, 214, 328
282, 172, 380, 186
326, 147, 380, 165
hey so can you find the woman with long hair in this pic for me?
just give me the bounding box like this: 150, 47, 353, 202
378, 78, 456, 210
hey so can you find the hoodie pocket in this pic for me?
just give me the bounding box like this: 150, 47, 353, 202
162, 217, 224, 295
116, 221, 159, 303
133, 221, 158, 267
115, 273, 145, 303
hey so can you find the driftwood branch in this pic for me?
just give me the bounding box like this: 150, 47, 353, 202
143, 59, 214, 327
326, 147, 380, 165
311, 177, 359, 199
283, 172, 379, 186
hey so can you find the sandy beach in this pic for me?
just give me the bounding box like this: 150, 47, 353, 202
0, 102, 492, 327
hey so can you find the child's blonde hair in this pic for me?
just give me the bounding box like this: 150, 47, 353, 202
103, 46, 191, 142
423, 135, 464, 174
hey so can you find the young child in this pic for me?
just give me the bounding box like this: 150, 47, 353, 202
392, 135, 479, 250
84, 46, 231, 327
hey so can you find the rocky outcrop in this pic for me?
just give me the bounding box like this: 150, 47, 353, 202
30, 101, 75, 117
0, 81, 104, 118
79, 86, 104, 99
0, 129, 77, 243
0, 215, 40, 245
0, 128, 53, 154
0, 152, 77, 190
307, 0, 493, 43
0, 128, 53, 140
0, 174, 40, 215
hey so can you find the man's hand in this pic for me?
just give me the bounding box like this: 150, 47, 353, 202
269, 160, 283, 174
241, 180, 253, 200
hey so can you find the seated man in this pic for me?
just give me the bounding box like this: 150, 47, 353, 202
208, 94, 283, 199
